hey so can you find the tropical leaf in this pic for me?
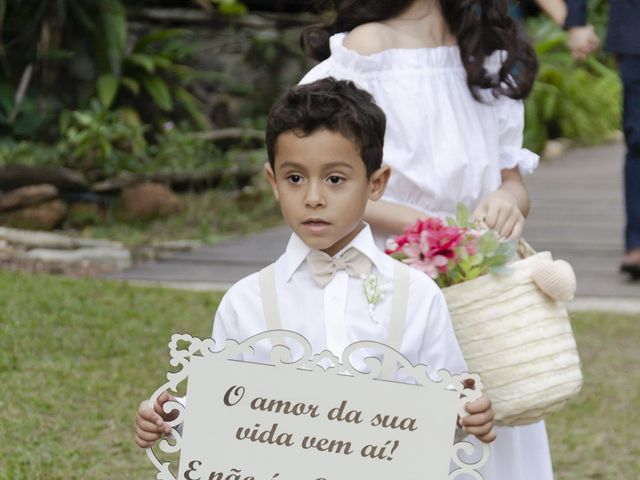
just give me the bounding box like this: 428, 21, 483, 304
215, 0, 247, 15
134, 28, 190, 52
148, 55, 172, 70
120, 76, 140, 95
93, 0, 127, 74
126, 53, 156, 73
97, 73, 120, 108
65, 0, 97, 32
0, 80, 14, 112
141, 76, 172, 111
174, 87, 211, 130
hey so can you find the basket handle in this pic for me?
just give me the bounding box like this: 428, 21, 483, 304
517, 238, 536, 259
475, 218, 536, 260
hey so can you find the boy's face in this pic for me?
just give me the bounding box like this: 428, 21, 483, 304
266, 129, 389, 257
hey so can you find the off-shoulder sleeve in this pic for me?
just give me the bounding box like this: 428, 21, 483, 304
298, 33, 375, 86
299, 58, 337, 85
496, 96, 539, 175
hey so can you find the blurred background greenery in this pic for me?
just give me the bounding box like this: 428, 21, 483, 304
0, 0, 621, 171
0, 0, 317, 176
0, 0, 622, 242
523, 0, 621, 153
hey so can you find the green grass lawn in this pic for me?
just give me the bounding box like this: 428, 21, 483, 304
545, 311, 640, 479
0, 271, 638, 479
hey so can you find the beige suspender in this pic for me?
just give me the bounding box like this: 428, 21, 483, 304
259, 264, 287, 353
380, 261, 410, 381
258, 260, 410, 379
259, 264, 283, 331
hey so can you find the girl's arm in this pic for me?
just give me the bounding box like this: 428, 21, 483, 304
367, 166, 530, 239
499, 166, 530, 218
365, 199, 426, 237
473, 167, 530, 240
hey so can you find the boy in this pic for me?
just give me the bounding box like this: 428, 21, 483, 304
135, 78, 496, 448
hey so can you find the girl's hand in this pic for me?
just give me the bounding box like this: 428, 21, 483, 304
134, 391, 174, 448
460, 395, 497, 443
473, 190, 524, 240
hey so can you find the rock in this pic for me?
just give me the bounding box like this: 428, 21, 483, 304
119, 182, 185, 221
150, 239, 203, 251
0, 200, 68, 230
0, 226, 125, 251
0, 226, 76, 249
24, 247, 132, 269
73, 238, 124, 249
91, 173, 141, 193
66, 202, 107, 227
0, 164, 89, 191
92, 170, 225, 193
0, 184, 59, 212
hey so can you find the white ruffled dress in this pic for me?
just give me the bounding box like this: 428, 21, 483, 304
300, 33, 539, 220
300, 33, 553, 480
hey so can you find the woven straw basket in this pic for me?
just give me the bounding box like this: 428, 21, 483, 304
442, 246, 583, 426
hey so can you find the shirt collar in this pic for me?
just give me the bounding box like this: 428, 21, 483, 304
283, 224, 386, 282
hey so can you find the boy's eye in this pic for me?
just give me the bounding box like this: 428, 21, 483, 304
287, 174, 303, 184
327, 175, 344, 185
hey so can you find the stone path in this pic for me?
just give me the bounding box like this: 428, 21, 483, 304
524, 142, 638, 300
106, 142, 639, 309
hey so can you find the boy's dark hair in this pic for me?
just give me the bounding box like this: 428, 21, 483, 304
266, 77, 386, 177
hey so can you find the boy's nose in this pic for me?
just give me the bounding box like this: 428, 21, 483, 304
304, 182, 325, 207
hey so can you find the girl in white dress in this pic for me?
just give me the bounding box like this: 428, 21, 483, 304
299, 1, 551, 479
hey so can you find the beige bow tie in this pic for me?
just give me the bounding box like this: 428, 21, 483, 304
306, 247, 372, 288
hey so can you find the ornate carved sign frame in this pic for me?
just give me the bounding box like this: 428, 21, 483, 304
146, 331, 489, 480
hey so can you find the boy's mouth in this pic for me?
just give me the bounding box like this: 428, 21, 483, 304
302, 218, 331, 233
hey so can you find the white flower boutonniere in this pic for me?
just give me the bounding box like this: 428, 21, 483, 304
361, 273, 391, 323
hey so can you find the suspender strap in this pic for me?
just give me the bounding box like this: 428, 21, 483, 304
381, 261, 410, 381
259, 263, 283, 331
260, 260, 410, 377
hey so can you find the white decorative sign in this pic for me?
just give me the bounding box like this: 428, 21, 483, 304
146, 331, 489, 480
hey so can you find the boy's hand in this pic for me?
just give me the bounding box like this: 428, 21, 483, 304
460, 395, 497, 443
134, 391, 175, 448
473, 190, 524, 240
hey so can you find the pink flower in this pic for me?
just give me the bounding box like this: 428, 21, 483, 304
388, 216, 466, 279
420, 220, 465, 260
385, 205, 515, 287
466, 242, 477, 256
385, 234, 408, 254
403, 245, 449, 278
401, 230, 451, 278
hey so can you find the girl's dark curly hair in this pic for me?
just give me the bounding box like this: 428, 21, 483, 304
301, 0, 538, 101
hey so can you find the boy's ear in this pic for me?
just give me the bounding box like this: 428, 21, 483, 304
264, 162, 280, 201
368, 165, 391, 201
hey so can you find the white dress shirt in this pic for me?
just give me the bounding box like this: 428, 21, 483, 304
211, 226, 554, 478
212, 225, 466, 379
